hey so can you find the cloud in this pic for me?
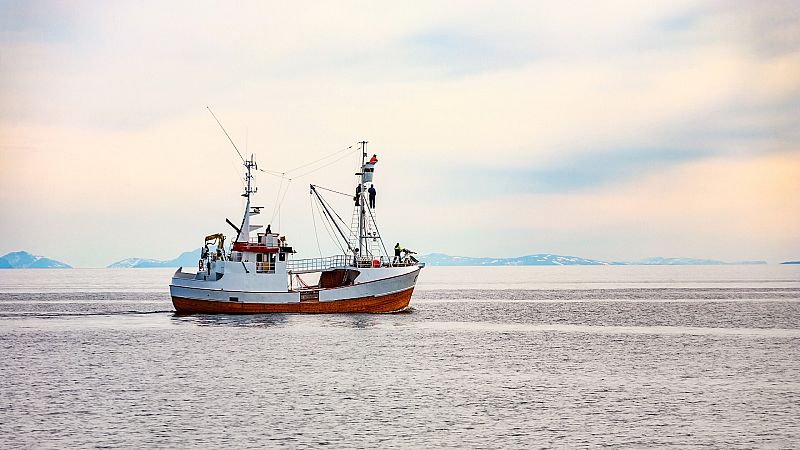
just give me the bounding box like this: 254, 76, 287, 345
402, 151, 800, 262
473, 147, 716, 194
1, 1, 799, 265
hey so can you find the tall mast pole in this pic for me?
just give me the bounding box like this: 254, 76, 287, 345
358, 140, 367, 259
237, 154, 257, 243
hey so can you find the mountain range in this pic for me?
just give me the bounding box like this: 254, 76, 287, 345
0, 250, 785, 268
107, 249, 201, 268
417, 253, 767, 266
419, 253, 614, 266
0, 251, 71, 268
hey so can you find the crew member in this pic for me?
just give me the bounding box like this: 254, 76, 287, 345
354, 185, 362, 206
369, 154, 378, 164
394, 242, 402, 263
368, 184, 377, 209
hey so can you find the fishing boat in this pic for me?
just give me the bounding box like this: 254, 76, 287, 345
169, 140, 424, 314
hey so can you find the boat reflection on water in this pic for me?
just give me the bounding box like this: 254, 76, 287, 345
170, 313, 291, 328
168, 311, 412, 329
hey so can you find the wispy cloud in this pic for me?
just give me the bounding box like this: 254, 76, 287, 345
1, 0, 799, 265
473, 147, 715, 194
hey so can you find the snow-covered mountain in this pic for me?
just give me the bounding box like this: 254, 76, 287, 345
107, 249, 201, 268
419, 253, 612, 266
0, 251, 72, 268
108, 258, 170, 268
105, 249, 771, 268
418, 253, 768, 266
627, 257, 767, 265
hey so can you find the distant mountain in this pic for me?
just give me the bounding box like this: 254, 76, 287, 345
419, 253, 768, 266
107, 249, 201, 268
627, 257, 767, 265
419, 253, 612, 266
106, 249, 772, 268
0, 251, 72, 268
782, 261, 800, 265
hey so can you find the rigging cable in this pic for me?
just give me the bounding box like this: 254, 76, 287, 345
365, 203, 390, 260
256, 146, 357, 179
317, 192, 352, 237
313, 194, 347, 254
311, 185, 352, 197
289, 146, 360, 180
285, 145, 354, 174
271, 176, 286, 222
313, 189, 350, 253
259, 168, 286, 176
268, 148, 359, 225
272, 178, 293, 225
207, 106, 245, 163
310, 194, 323, 258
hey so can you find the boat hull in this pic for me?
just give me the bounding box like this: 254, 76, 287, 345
172, 286, 414, 314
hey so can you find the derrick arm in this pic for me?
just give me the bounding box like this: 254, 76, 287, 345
204, 233, 227, 258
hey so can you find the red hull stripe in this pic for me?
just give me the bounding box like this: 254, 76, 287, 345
172, 287, 414, 314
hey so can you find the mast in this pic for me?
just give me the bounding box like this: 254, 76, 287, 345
358, 140, 367, 258
237, 154, 258, 243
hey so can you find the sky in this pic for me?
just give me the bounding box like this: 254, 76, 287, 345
1, 0, 799, 267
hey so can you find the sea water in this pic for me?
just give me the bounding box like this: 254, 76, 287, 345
0, 266, 798, 448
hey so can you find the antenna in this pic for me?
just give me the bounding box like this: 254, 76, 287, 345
207, 106, 245, 163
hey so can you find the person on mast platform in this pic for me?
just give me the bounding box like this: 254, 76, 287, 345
369, 154, 378, 164
354, 185, 362, 206
368, 184, 377, 208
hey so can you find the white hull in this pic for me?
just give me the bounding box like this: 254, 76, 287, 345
170, 265, 421, 311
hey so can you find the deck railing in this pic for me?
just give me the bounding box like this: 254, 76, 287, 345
287, 254, 420, 272
363, 255, 420, 268
287, 255, 350, 273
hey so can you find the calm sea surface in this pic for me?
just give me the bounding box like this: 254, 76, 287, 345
1, 266, 799, 448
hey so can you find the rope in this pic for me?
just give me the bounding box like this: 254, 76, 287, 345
258, 169, 286, 180
271, 176, 285, 222
365, 202, 391, 261
310, 194, 323, 258
290, 148, 360, 180
311, 184, 351, 197
285, 145, 354, 174
271, 178, 293, 224
255, 145, 360, 222
255, 145, 357, 179
314, 194, 347, 255
318, 192, 352, 236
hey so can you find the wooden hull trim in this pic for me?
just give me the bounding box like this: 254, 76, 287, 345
172, 287, 414, 314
